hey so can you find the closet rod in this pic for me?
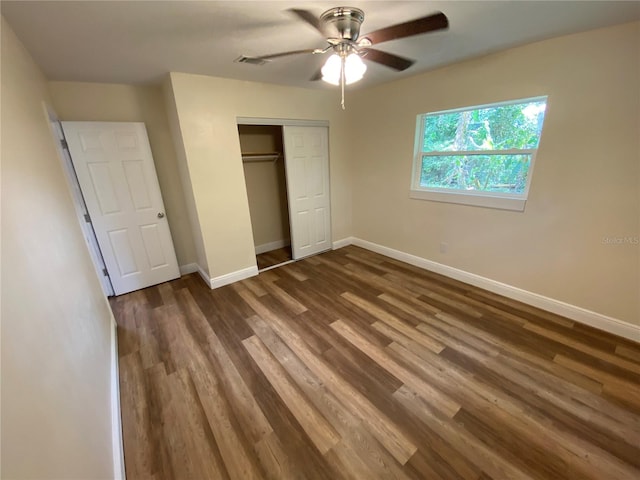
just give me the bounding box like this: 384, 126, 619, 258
242, 153, 281, 163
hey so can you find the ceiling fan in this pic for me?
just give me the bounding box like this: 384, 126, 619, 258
251, 6, 449, 108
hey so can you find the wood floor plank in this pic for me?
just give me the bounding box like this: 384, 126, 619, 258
442, 346, 640, 449
176, 289, 274, 445
118, 352, 156, 478
260, 280, 308, 316
183, 279, 336, 479
143, 363, 177, 479
616, 344, 640, 362
245, 314, 412, 479
162, 308, 264, 479
148, 305, 179, 375
414, 312, 605, 395
256, 246, 292, 270
393, 385, 537, 480
331, 319, 461, 418
235, 283, 419, 466
323, 343, 404, 398
328, 343, 482, 480
257, 294, 332, 356
253, 432, 297, 480
135, 302, 162, 369
113, 246, 640, 480
555, 354, 640, 411
243, 334, 341, 455
442, 353, 640, 479
165, 369, 234, 480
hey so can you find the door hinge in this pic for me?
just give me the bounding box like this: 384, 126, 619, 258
60, 138, 68, 149
83, 213, 91, 223
102, 268, 109, 277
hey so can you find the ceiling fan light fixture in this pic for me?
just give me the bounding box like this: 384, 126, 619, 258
321, 53, 367, 86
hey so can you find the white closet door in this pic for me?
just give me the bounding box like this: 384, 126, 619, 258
62, 121, 180, 295
283, 126, 331, 259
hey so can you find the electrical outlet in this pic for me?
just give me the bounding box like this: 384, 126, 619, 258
440, 242, 448, 254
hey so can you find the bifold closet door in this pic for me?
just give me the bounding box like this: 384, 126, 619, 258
283, 126, 331, 260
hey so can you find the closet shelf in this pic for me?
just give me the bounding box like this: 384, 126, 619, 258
242, 152, 281, 163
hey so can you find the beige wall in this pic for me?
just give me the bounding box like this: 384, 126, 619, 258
1, 17, 115, 478
348, 22, 640, 325
165, 73, 352, 279
48, 81, 197, 267
239, 125, 290, 249
162, 77, 211, 275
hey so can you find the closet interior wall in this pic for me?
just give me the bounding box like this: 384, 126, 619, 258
238, 124, 291, 256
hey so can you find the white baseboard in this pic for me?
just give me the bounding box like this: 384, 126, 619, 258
345, 237, 639, 342
255, 239, 291, 255
210, 265, 259, 289
332, 237, 354, 250
195, 264, 213, 288
179, 263, 199, 275
110, 317, 125, 480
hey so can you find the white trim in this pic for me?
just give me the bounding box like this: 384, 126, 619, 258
110, 317, 126, 480
210, 265, 259, 289
332, 237, 354, 250
179, 263, 199, 275
196, 264, 213, 288
422, 148, 536, 157
424, 95, 549, 117
255, 239, 291, 255
350, 237, 640, 343
409, 189, 526, 211
259, 259, 295, 272
237, 116, 329, 127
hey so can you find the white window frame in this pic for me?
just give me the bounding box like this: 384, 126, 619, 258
410, 96, 548, 211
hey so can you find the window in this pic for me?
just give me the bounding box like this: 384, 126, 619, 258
410, 96, 548, 211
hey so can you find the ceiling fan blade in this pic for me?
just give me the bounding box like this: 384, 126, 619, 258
256, 49, 318, 61
362, 48, 415, 71
310, 68, 323, 81
288, 8, 326, 36
360, 12, 448, 45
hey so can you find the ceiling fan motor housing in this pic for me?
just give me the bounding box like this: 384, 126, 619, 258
320, 7, 365, 41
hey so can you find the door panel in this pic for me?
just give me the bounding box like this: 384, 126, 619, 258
108, 229, 138, 276
123, 160, 153, 210
315, 208, 327, 243
139, 224, 167, 268
62, 121, 180, 295
283, 126, 331, 259
87, 162, 120, 214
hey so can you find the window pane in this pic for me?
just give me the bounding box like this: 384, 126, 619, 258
420, 154, 532, 194
422, 99, 547, 152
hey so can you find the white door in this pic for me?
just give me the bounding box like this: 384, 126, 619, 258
48, 111, 114, 297
283, 126, 331, 259
62, 121, 180, 295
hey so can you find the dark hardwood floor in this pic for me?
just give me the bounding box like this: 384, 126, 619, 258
257, 246, 293, 271
111, 246, 640, 480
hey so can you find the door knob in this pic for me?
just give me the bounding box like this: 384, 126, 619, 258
157, 212, 165, 218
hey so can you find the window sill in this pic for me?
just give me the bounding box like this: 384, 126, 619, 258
409, 189, 526, 211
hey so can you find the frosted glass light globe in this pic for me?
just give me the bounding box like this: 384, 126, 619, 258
321, 53, 367, 86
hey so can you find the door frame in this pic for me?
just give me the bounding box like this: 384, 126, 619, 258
44, 103, 115, 297
237, 117, 329, 128
236, 117, 331, 262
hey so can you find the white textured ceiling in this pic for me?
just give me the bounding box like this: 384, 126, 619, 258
2, 1, 639, 89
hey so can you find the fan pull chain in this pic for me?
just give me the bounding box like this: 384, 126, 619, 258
341, 55, 346, 110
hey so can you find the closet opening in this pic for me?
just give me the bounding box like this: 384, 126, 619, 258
238, 124, 293, 271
